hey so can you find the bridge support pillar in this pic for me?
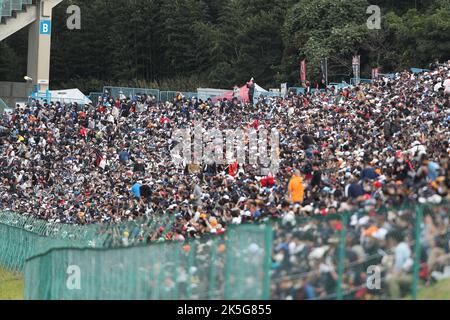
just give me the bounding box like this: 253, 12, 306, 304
27, 0, 61, 92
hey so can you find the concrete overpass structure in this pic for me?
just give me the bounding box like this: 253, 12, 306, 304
0, 0, 63, 105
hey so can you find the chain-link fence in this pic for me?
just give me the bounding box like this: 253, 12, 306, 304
88, 92, 103, 104
270, 203, 450, 300
24, 224, 272, 300
102, 87, 201, 103
159, 91, 198, 103
103, 86, 160, 101
2, 202, 449, 299
0, 211, 175, 272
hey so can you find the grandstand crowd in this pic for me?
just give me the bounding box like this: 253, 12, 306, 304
1, 61, 450, 299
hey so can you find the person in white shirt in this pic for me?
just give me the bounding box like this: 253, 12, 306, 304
443, 76, 450, 95
386, 230, 413, 299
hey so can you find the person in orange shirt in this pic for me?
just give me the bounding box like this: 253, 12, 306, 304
288, 170, 305, 204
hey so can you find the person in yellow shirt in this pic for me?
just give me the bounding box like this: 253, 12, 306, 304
288, 170, 305, 204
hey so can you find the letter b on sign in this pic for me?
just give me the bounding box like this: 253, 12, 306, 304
40, 21, 51, 35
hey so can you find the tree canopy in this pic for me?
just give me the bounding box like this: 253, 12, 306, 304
0, 0, 449, 92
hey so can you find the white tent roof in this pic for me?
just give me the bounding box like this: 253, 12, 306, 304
255, 83, 268, 92
49, 88, 92, 105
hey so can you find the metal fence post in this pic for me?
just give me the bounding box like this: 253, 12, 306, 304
412, 204, 424, 300
208, 237, 218, 300
186, 241, 195, 299
223, 228, 234, 299
336, 213, 348, 300
262, 222, 274, 300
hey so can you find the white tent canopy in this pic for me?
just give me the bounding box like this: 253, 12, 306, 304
254, 83, 268, 92
48, 88, 92, 105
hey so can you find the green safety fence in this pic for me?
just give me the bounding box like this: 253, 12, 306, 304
24, 224, 272, 300
0, 211, 100, 239
159, 91, 198, 103
0, 97, 10, 112
102, 87, 199, 103
103, 86, 160, 101
88, 92, 103, 104
3, 202, 450, 299
0, 211, 104, 272
270, 202, 450, 300
350, 78, 373, 85
0, 211, 176, 273
0, 0, 12, 18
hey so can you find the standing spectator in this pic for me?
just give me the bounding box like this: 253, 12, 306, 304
288, 170, 305, 204
233, 85, 240, 100
386, 230, 413, 299
247, 78, 255, 106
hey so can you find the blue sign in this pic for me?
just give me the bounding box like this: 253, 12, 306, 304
40, 20, 51, 35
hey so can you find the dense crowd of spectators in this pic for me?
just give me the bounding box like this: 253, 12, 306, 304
271, 204, 450, 300
1, 61, 450, 299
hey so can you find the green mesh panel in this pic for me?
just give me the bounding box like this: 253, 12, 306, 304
24, 224, 272, 300
102, 86, 160, 100
3, 203, 450, 300
269, 203, 450, 300
0, 211, 175, 272
270, 213, 344, 300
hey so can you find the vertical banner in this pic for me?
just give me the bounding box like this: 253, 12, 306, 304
300, 60, 306, 84
280, 83, 287, 96
320, 58, 328, 86
352, 55, 361, 85
372, 67, 379, 80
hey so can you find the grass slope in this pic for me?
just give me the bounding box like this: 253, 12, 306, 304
0, 267, 24, 300
0, 267, 449, 300
416, 278, 450, 300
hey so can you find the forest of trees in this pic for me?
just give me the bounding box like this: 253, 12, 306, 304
0, 0, 449, 93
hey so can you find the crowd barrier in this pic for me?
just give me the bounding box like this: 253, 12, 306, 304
411, 68, 431, 74
0, 97, 10, 112
328, 82, 351, 89
24, 224, 272, 300
0, 211, 175, 272
271, 202, 450, 300
16, 65, 434, 109
159, 91, 197, 102
101, 86, 281, 104
350, 78, 373, 85
103, 86, 160, 101
256, 91, 283, 99
88, 92, 103, 104
2, 202, 449, 300
379, 73, 396, 79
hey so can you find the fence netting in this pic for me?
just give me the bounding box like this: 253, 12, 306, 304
270, 214, 344, 300
269, 203, 450, 300
2, 203, 449, 300
24, 224, 272, 300
0, 211, 175, 272
103, 86, 160, 101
